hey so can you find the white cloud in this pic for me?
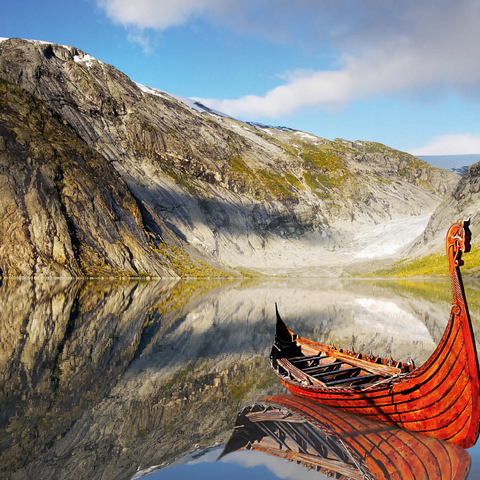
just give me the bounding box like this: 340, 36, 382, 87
221, 450, 321, 480
127, 30, 154, 53
97, 0, 480, 118
410, 134, 480, 156
97, 0, 227, 29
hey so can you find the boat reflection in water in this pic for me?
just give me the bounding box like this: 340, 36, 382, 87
221, 394, 471, 480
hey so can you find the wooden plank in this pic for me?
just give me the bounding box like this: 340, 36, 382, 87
313, 366, 361, 380
327, 373, 380, 387
303, 360, 345, 373
296, 339, 401, 376
246, 411, 304, 423
277, 357, 326, 386
289, 354, 328, 364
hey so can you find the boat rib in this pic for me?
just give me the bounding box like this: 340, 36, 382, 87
270, 220, 480, 448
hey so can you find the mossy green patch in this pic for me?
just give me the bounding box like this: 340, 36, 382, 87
299, 143, 351, 195
140, 122, 157, 132
366, 252, 448, 278
300, 144, 346, 171
230, 156, 253, 175
284, 173, 303, 190
232, 266, 263, 278
255, 170, 295, 198
177, 177, 197, 195
303, 171, 329, 198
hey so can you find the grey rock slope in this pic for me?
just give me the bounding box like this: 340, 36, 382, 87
0, 78, 177, 277
0, 38, 460, 276
407, 161, 480, 258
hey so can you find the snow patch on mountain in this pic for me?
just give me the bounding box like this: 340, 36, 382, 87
73, 53, 103, 67
135, 83, 230, 117
349, 214, 432, 259
294, 131, 318, 141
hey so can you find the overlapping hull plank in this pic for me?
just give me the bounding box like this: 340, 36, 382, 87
221, 395, 471, 480
270, 220, 480, 448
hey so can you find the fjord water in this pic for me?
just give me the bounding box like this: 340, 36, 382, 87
1, 277, 480, 479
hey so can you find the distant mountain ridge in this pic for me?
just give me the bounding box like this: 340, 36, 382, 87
417, 154, 480, 176
0, 38, 461, 277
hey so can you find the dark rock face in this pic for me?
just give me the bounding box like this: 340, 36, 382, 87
0, 78, 175, 277
0, 38, 461, 276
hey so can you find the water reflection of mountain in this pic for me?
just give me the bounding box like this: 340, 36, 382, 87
0, 277, 477, 479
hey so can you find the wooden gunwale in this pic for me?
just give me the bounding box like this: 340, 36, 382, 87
269, 220, 480, 448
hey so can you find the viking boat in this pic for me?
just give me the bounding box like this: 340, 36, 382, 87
220, 394, 471, 479
270, 220, 480, 448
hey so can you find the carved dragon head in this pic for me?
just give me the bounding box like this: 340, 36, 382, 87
446, 219, 471, 268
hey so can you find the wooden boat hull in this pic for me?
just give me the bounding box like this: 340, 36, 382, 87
270, 221, 480, 448
221, 394, 471, 480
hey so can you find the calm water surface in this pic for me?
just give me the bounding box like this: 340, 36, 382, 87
1, 277, 480, 479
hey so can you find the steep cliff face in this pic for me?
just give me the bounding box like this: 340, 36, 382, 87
0, 79, 178, 277
413, 161, 480, 251
0, 38, 460, 276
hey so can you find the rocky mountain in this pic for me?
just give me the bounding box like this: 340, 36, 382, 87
408, 161, 480, 258
0, 38, 460, 277
0, 79, 179, 277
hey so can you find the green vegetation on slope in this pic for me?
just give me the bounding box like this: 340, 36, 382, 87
366, 243, 480, 278
154, 243, 230, 278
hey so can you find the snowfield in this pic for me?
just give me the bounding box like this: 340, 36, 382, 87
350, 214, 431, 259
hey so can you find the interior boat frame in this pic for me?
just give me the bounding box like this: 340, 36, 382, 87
270, 220, 480, 448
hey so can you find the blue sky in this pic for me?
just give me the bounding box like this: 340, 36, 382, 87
2, 0, 480, 155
